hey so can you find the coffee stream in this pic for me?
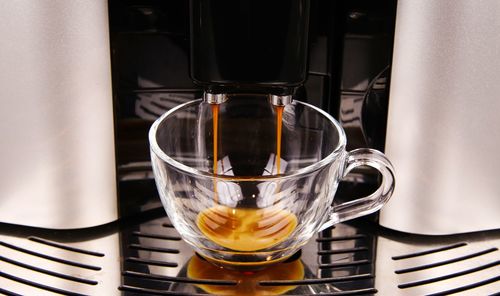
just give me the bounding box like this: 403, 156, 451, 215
275, 105, 284, 175
197, 103, 297, 253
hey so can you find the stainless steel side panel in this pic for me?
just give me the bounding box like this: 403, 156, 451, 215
381, 0, 500, 234
0, 0, 117, 228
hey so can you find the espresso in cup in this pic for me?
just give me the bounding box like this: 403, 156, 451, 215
197, 206, 297, 252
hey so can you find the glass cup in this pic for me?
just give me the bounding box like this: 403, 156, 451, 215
149, 95, 395, 269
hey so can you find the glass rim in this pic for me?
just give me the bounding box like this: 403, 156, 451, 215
149, 98, 347, 181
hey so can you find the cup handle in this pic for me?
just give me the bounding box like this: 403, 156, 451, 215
319, 148, 395, 231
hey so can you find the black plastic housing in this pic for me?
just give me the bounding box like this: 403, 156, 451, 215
190, 0, 310, 95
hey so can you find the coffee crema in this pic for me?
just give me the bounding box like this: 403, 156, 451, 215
197, 205, 298, 251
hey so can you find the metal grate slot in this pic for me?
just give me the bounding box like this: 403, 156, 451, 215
317, 247, 369, 255
316, 288, 378, 295
123, 270, 237, 285
427, 275, 500, 296
0, 287, 22, 296
392, 242, 467, 260
126, 257, 178, 267
28, 236, 105, 257
28, 236, 104, 257
0, 241, 101, 271
129, 243, 180, 254
119, 285, 208, 295
0, 255, 98, 285
132, 231, 182, 241
0, 270, 87, 296
259, 273, 373, 286
314, 224, 376, 294
319, 259, 371, 269
399, 260, 500, 289
316, 234, 367, 242
395, 247, 498, 274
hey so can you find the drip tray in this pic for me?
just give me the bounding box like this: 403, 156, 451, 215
120, 216, 377, 295
0, 210, 499, 295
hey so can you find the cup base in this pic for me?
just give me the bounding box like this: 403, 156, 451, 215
196, 249, 302, 271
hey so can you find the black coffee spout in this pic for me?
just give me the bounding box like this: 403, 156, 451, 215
190, 0, 310, 100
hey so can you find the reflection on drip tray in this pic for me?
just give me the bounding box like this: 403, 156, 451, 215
178, 252, 304, 295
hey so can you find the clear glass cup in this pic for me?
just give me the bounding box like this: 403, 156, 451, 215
149, 95, 395, 269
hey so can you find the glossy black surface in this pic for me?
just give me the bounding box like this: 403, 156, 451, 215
190, 0, 310, 95
109, 0, 397, 169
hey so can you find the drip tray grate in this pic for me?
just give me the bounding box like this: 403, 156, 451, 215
120, 216, 377, 295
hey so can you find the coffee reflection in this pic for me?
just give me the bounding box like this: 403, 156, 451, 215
187, 254, 304, 295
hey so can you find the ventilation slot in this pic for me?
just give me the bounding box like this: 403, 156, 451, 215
392, 242, 500, 295
28, 236, 105, 257
399, 260, 500, 289
0, 270, 88, 296
0, 241, 101, 271
427, 275, 500, 296
392, 242, 467, 260
0, 255, 97, 285
395, 247, 498, 274
0, 236, 106, 295
0, 287, 22, 296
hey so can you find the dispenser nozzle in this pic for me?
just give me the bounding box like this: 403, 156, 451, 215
269, 95, 293, 106
203, 92, 228, 104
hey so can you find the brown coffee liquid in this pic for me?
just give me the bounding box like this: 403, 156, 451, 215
187, 254, 304, 296
275, 105, 283, 174
197, 205, 297, 251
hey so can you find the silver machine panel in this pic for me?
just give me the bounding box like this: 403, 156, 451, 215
0, 0, 118, 228
381, 0, 500, 235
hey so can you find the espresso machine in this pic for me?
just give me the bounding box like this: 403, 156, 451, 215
0, 0, 499, 295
